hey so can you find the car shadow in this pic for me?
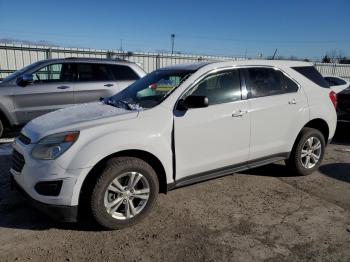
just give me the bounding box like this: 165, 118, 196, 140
241, 163, 298, 178
319, 163, 350, 184
0, 155, 102, 232
2, 128, 20, 139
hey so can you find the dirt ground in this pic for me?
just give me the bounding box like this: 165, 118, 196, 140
0, 124, 350, 262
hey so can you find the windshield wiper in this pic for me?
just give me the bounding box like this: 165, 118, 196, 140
103, 98, 132, 110
115, 100, 132, 110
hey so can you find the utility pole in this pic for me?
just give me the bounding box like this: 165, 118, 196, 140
171, 34, 175, 54
120, 39, 123, 52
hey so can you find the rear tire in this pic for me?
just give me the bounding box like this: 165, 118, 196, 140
90, 157, 159, 230
286, 127, 325, 176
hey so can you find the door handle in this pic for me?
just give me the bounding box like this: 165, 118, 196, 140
104, 84, 114, 87
57, 85, 70, 90
232, 109, 247, 117
288, 99, 297, 105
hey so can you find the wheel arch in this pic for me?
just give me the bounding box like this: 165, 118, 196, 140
78, 149, 168, 214
303, 118, 330, 143
290, 118, 330, 155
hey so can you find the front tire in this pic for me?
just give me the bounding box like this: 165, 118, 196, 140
0, 119, 3, 138
286, 127, 325, 176
90, 157, 159, 230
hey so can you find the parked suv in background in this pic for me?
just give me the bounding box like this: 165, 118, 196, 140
0, 58, 145, 137
11, 60, 337, 229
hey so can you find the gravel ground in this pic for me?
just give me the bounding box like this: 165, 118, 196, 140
0, 124, 349, 262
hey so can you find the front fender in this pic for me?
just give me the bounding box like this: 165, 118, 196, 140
55, 117, 174, 206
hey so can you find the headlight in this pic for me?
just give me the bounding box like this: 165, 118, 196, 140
32, 131, 79, 160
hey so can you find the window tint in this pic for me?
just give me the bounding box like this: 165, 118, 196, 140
284, 75, 299, 93
324, 77, 347, 86
76, 63, 112, 82
186, 70, 241, 105
109, 65, 139, 81
292, 66, 329, 88
244, 68, 299, 98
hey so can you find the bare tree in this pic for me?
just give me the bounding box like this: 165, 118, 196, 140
326, 49, 346, 63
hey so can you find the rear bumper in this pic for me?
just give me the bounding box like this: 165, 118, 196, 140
11, 174, 78, 223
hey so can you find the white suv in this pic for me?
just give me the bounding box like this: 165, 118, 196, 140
10, 60, 337, 229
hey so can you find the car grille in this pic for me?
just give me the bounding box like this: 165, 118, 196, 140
11, 150, 25, 173
18, 133, 31, 145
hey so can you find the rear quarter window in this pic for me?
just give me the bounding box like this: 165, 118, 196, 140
292, 66, 329, 88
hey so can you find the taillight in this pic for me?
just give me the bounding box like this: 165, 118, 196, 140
329, 90, 337, 109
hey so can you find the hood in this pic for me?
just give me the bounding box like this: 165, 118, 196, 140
23, 102, 138, 143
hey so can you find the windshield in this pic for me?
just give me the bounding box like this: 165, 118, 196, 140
1, 61, 43, 83
107, 69, 194, 109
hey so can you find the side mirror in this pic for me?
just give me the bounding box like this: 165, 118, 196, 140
16, 74, 34, 87
177, 95, 209, 111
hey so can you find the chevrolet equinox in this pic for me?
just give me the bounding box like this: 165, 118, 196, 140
10, 60, 337, 229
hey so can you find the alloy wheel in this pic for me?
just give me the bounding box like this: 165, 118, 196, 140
301, 136, 322, 169
104, 172, 150, 220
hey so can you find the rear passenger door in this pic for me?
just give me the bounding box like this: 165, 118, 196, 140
73, 63, 119, 104
242, 67, 309, 161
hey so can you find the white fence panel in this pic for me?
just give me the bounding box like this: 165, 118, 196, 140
1, 43, 350, 82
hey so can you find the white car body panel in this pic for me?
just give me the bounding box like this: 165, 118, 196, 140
174, 100, 250, 179
248, 91, 309, 160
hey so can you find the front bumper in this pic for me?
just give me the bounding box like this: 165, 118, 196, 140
11, 175, 78, 222
10, 136, 92, 223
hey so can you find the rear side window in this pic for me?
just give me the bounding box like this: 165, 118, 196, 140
76, 63, 113, 82
292, 66, 329, 88
109, 65, 139, 81
244, 68, 297, 98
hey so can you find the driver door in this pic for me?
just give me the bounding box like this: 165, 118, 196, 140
13, 62, 75, 124
174, 69, 250, 180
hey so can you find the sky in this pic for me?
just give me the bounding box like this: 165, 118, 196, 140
0, 0, 349, 59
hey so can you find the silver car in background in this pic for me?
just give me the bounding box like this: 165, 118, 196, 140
0, 58, 146, 137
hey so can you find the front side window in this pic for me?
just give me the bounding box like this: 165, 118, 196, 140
33, 63, 73, 83
108, 69, 194, 109
244, 68, 298, 98
76, 63, 112, 82
185, 70, 241, 105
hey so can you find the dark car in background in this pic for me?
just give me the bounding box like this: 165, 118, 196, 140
337, 88, 350, 122
0, 58, 146, 137
324, 75, 350, 122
